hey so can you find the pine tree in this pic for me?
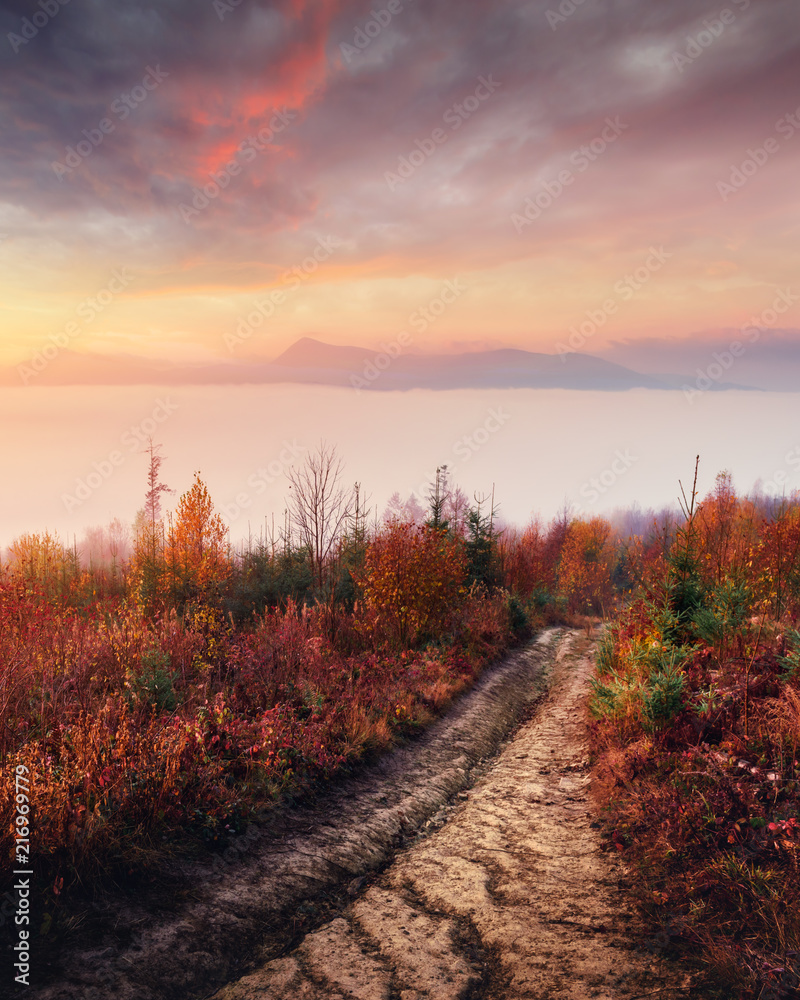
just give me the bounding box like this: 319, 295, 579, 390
426, 466, 450, 532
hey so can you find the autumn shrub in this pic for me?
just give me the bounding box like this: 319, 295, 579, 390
1, 469, 566, 927
558, 517, 616, 615
640, 660, 686, 732
590, 475, 800, 999
0, 564, 519, 911
497, 519, 552, 597
356, 521, 467, 648
224, 547, 312, 622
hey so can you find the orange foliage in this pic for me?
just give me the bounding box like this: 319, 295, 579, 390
357, 522, 466, 647
692, 471, 760, 586
558, 517, 615, 614
7, 531, 75, 598
164, 472, 229, 604
497, 519, 549, 597
756, 503, 800, 618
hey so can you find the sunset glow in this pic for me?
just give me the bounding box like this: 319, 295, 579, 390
2, 0, 799, 383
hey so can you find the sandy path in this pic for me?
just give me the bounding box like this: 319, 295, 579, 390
212, 631, 689, 1000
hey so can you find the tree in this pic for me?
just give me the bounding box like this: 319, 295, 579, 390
382, 491, 426, 525
132, 441, 173, 612
757, 501, 800, 620
144, 439, 173, 533
383, 492, 405, 524
558, 517, 615, 615
358, 521, 466, 647
465, 509, 500, 589
164, 472, 229, 606
544, 501, 572, 588
287, 442, 354, 594
445, 485, 471, 537
78, 518, 131, 598
107, 517, 130, 576
348, 482, 371, 550
7, 531, 73, 598
464, 488, 501, 588
426, 466, 450, 532
497, 518, 549, 599
695, 469, 739, 587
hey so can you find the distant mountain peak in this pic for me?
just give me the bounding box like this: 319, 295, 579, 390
273, 337, 382, 370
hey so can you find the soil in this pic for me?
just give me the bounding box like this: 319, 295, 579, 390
24, 629, 693, 1000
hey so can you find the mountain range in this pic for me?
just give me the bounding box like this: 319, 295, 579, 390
1, 337, 759, 392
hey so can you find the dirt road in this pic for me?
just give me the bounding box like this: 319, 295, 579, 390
31, 630, 557, 999
213, 630, 688, 1000
31, 629, 689, 1000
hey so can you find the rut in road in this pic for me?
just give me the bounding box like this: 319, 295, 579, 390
31, 630, 563, 1000
214, 631, 689, 1000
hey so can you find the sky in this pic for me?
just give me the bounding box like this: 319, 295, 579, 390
1, 0, 799, 380
1, 0, 799, 545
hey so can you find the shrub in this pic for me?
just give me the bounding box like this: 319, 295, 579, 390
504, 591, 530, 638
125, 648, 179, 713
356, 522, 466, 648
589, 470, 800, 999
641, 662, 685, 732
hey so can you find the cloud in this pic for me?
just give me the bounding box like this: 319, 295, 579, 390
2, 2, 797, 237
1, 0, 799, 364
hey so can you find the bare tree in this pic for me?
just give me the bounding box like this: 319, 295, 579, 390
446, 484, 471, 536
349, 482, 372, 548
287, 442, 354, 592
132, 440, 174, 611
144, 438, 173, 533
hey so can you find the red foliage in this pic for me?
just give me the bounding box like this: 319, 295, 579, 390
0, 552, 513, 895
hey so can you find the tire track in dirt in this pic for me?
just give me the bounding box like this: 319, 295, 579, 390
212, 631, 690, 1000
31, 631, 565, 1000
